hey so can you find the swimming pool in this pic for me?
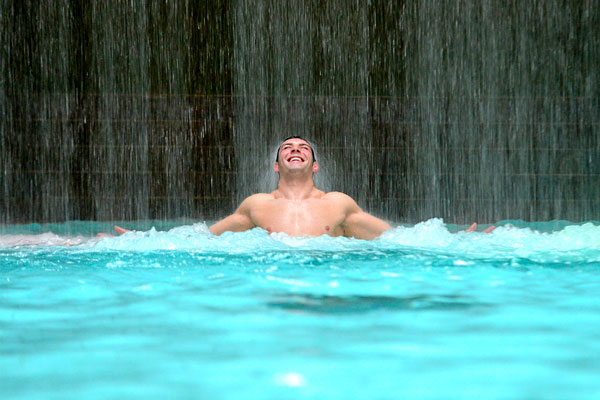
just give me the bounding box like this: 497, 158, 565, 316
1, 219, 599, 399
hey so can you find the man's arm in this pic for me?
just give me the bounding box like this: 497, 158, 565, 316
465, 223, 496, 233
342, 212, 495, 239
343, 211, 391, 240
209, 197, 256, 235
97, 225, 130, 237
102, 198, 256, 237
338, 194, 391, 240
101, 213, 254, 237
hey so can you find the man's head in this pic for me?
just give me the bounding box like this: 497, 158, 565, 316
274, 136, 318, 175
275, 136, 316, 163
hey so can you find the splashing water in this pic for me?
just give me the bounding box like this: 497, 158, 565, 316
76, 218, 600, 258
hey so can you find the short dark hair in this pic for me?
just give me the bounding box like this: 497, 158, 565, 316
276, 136, 316, 162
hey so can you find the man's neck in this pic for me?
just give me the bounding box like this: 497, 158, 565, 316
276, 174, 317, 200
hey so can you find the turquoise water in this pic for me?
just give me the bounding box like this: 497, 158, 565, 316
1, 219, 600, 399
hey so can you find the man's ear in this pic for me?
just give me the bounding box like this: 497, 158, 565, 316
274, 161, 279, 173
312, 161, 319, 174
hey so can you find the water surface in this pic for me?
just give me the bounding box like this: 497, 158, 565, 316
1, 219, 599, 399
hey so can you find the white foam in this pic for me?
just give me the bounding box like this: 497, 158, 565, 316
2, 219, 598, 261
380, 219, 600, 261
0, 232, 89, 248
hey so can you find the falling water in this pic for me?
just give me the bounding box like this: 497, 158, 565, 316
0, 1, 236, 224
230, 0, 599, 222
1, 1, 598, 226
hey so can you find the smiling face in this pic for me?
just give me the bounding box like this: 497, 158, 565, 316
274, 138, 319, 175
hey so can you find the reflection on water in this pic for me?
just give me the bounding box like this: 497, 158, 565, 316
267, 293, 484, 314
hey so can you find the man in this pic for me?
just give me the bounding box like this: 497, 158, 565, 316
209, 136, 391, 239
107, 136, 494, 239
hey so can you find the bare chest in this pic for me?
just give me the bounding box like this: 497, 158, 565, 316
250, 199, 345, 236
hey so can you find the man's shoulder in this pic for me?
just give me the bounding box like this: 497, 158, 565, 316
242, 192, 276, 205
236, 192, 274, 214
322, 191, 359, 207
323, 191, 353, 200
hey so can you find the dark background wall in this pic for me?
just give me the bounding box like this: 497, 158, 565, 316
1, 0, 598, 224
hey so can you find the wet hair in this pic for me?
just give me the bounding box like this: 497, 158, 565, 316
275, 136, 316, 162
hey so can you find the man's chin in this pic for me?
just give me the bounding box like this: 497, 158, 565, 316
282, 166, 311, 174
285, 161, 309, 169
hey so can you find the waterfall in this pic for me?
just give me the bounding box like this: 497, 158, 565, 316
1, 1, 598, 225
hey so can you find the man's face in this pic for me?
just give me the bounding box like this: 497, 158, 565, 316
275, 138, 318, 174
